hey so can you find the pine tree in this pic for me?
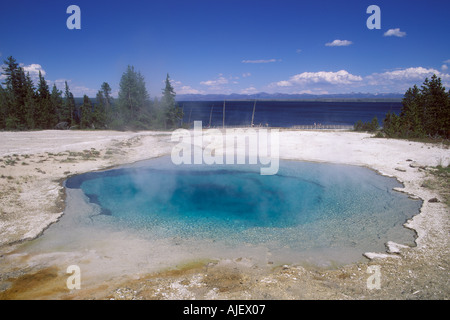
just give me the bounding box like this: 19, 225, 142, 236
50, 84, 64, 123
15, 67, 28, 126
63, 81, 76, 125
160, 73, 182, 129
382, 74, 450, 139
2, 56, 24, 129
80, 95, 93, 129
101, 82, 112, 121
93, 90, 107, 129
2, 56, 21, 103
399, 85, 423, 137
420, 75, 449, 137
0, 85, 7, 129
23, 72, 37, 129
117, 65, 151, 128
383, 111, 401, 137
80, 95, 92, 129
36, 71, 57, 128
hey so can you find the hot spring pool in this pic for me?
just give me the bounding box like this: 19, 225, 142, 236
60, 156, 421, 267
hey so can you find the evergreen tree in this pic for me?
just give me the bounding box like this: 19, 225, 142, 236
2, 56, 19, 89
50, 84, 64, 123
383, 111, 401, 137
93, 90, 107, 129
2, 56, 25, 129
116, 65, 151, 128
399, 85, 423, 137
36, 71, 57, 128
101, 82, 112, 122
0, 85, 7, 129
23, 72, 37, 129
382, 74, 450, 139
36, 71, 49, 99
160, 73, 183, 129
420, 75, 449, 137
80, 95, 93, 129
15, 67, 28, 126
354, 116, 379, 132
63, 81, 76, 125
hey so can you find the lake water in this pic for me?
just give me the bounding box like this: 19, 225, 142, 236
62, 156, 420, 267
178, 100, 402, 127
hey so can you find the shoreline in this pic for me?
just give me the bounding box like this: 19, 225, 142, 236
0, 129, 448, 299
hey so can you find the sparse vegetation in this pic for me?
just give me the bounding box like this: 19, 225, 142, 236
422, 165, 450, 207
354, 116, 379, 132
4, 158, 17, 166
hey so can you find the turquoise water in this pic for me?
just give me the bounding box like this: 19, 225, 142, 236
65, 156, 421, 265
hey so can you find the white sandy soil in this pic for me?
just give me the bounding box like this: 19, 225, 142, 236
0, 129, 448, 299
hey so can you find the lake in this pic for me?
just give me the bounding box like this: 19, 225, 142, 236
178, 100, 402, 127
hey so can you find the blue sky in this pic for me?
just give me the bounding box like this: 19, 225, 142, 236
0, 0, 449, 97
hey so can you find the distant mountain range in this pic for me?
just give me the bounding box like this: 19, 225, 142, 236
176, 92, 404, 102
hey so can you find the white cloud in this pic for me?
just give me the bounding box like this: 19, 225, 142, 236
50, 78, 70, 91
240, 87, 258, 95
177, 85, 204, 95
366, 67, 445, 84
71, 85, 98, 97
295, 89, 329, 95
442, 64, 448, 71
21, 63, 46, 77
296, 49, 302, 54
166, 78, 205, 95
383, 28, 406, 37
443, 59, 450, 64
241, 59, 279, 64
276, 70, 362, 87
242, 72, 251, 78
14, 63, 47, 85
200, 76, 228, 86
0, 64, 6, 82
48, 79, 98, 97
111, 90, 119, 99
48, 79, 96, 97
364, 67, 450, 92
276, 80, 292, 87
325, 40, 353, 47
266, 66, 450, 95
169, 79, 182, 86
2, 61, 100, 97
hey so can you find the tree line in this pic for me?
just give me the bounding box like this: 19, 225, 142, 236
0, 56, 183, 131
354, 74, 450, 139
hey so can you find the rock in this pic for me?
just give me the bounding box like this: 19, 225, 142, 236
409, 161, 427, 169
395, 167, 406, 172
386, 241, 409, 254
363, 252, 400, 260
55, 121, 69, 130
428, 197, 440, 203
